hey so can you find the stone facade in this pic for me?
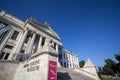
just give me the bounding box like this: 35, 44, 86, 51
0, 10, 79, 68
61, 49, 79, 68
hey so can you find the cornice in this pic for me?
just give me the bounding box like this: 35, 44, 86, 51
63, 49, 78, 57
0, 11, 24, 30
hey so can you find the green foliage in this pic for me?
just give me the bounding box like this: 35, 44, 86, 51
115, 54, 120, 74
102, 58, 117, 75
79, 60, 85, 68
98, 67, 103, 78
115, 54, 120, 63
101, 78, 112, 80
98, 53, 120, 77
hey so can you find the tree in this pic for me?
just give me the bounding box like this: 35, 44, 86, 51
99, 53, 120, 77
98, 66, 103, 78
115, 54, 120, 63
79, 60, 85, 68
102, 58, 117, 75
115, 54, 120, 76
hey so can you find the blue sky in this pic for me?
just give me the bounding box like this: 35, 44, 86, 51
0, 0, 120, 67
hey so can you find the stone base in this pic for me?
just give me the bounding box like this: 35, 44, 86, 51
13, 51, 58, 80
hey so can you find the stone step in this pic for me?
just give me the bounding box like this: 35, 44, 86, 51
58, 68, 95, 80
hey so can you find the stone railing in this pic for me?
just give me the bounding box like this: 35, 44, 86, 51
74, 68, 100, 80
13, 53, 31, 62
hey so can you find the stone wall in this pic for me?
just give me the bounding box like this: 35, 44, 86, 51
13, 51, 58, 80
13, 53, 48, 80
0, 60, 19, 80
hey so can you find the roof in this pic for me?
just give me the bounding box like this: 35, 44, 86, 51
63, 49, 78, 57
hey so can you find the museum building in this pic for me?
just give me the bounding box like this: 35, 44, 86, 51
0, 10, 100, 80
0, 10, 79, 69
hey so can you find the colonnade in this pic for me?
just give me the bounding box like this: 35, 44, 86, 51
16, 28, 58, 55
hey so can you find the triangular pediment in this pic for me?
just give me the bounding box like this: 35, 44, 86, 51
27, 19, 60, 40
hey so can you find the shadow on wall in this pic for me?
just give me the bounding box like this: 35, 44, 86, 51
58, 72, 72, 80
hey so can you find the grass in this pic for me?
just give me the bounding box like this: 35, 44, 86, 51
101, 77, 112, 80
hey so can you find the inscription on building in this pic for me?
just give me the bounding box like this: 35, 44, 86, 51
23, 59, 41, 72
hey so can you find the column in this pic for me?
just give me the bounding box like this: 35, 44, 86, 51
37, 35, 42, 52
74, 56, 76, 68
32, 37, 38, 53
71, 56, 73, 68
75, 57, 77, 68
62, 50, 65, 68
27, 32, 36, 54
56, 43, 58, 53
2, 28, 14, 60
16, 28, 28, 53
77, 57, 79, 68
69, 63, 70, 68
65, 54, 67, 68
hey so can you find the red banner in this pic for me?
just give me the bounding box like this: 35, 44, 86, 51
48, 60, 57, 80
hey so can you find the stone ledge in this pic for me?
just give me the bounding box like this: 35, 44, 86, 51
0, 60, 19, 64
30, 51, 58, 59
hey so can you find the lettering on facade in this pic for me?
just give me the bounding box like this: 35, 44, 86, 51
27, 66, 39, 72
23, 59, 41, 72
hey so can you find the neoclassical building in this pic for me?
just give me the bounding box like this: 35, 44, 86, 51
0, 10, 79, 68
62, 49, 79, 68
0, 10, 100, 80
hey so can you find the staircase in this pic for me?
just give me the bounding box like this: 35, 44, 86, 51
58, 68, 95, 80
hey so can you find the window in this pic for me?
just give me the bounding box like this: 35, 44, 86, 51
53, 43, 56, 49
11, 31, 19, 40
58, 48, 62, 55
0, 52, 10, 60
41, 37, 45, 47
21, 50, 25, 53
67, 63, 69, 68
0, 29, 9, 43
70, 64, 71, 68
0, 52, 5, 59
4, 53, 10, 60
0, 21, 12, 43
5, 45, 13, 49
64, 53, 66, 58
64, 62, 66, 68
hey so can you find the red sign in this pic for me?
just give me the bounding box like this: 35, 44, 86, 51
48, 60, 57, 80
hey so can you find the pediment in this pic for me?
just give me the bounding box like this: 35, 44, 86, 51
27, 19, 60, 40
37, 24, 60, 40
